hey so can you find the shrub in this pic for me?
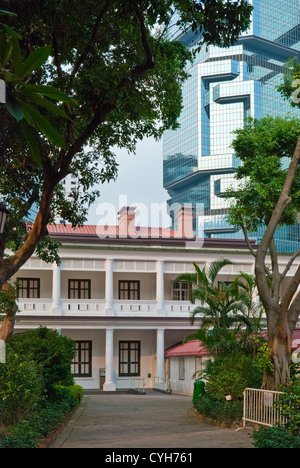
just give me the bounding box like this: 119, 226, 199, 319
0, 393, 83, 448
0, 345, 43, 426
52, 384, 84, 409
252, 425, 300, 449
201, 351, 263, 401
279, 381, 300, 435
194, 393, 243, 424
8, 327, 75, 397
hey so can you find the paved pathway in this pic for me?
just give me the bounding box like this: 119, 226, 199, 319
50, 391, 253, 449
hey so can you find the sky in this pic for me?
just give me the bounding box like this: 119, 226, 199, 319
86, 137, 172, 228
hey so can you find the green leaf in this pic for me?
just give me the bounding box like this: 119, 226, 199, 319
18, 44, 52, 79
0, 22, 21, 39
0, 10, 17, 16
20, 119, 42, 166
11, 36, 22, 75
22, 84, 74, 104
5, 92, 24, 121
18, 90, 70, 119
21, 101, 66, 149
0, 36, 13, 67
33, 85, 74, 104
2, 69, 22, 83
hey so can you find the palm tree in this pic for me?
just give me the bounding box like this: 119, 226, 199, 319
175, 259, 265, 356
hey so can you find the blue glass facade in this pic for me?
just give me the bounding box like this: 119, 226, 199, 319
163, 0, 300, 252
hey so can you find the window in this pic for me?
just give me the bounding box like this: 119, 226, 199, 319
118, 281, 140, 300
119, 341, 140, 376
68, 279, 91, 299
71, 341, 92, 377
173, 281, 192, 301
17, 278, 40, 298
178, 357, 185, 380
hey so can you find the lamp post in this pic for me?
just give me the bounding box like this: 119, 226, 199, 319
0, 203, 9, 235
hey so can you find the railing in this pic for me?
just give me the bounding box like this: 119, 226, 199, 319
153, 376, 172, 393
165, 301, 198, 316
115, 300, 156, 314
130, 377, 146, 393
18, 299, 199, 317
243, 388, 286, 428
18, 299, 52, 313
62, 299, 105, 314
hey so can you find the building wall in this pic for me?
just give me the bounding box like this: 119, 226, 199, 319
13, 240, 300, 392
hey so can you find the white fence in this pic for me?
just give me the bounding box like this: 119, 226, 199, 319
153, 376, 172, 393
130, 377, 146, 393
243, 388, 286, 428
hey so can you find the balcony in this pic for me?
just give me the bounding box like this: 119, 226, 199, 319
17, 298, 198, 318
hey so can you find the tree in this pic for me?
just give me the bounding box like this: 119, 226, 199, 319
174, 259, 264, 356
0, 10, 74, 164
0, 0, 253, 341
226, 115, 300, 389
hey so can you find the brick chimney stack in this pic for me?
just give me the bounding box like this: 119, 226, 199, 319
118, 206, 137, 237
177, 206, 195, 239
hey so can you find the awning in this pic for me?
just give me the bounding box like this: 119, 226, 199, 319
164, 340, 210, 358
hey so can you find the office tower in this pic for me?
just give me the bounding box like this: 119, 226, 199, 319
54, 174, 80, 224
163, 0, 300, 252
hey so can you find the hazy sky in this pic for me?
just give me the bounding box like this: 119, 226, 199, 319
86, 137, 172, 228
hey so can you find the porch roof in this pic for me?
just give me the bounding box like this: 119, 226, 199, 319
164, 339, 210, 358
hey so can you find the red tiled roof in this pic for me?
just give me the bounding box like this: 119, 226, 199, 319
164, 340, 210, 358
164, 330, 300, 358
47, 224, 178, 238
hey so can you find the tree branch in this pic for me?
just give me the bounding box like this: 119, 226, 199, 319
240, 222, 256, 258
287, 289, 300, 337
280, 264, 300, 314
280, 245, 300, 280
257, 134, 300, 259
70, 1, 111, 80
269, 237, 280, 303
255, 134, 300, 311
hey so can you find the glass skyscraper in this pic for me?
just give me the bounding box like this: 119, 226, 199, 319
163, 0, 300, 252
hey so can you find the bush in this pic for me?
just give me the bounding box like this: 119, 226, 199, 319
52, 384, 84, 409
252, 425, 300, 449
194, 393, 243, 424
0, 328, 83, 448
0, 345, 43, 426
0, 394, 83, 448
8, 327, 75, 397
279, 381, 300, 434
201, 351, 263, 401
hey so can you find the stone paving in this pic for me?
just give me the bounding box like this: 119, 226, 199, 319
50, 391, 254, 449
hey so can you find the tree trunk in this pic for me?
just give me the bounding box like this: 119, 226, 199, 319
0, 283, 18, 342
0, 314, 15, 342
262, 318, 291, 390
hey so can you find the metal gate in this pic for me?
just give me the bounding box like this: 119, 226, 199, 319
243, 388, 286, 427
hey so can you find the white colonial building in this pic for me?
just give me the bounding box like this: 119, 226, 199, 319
11, 206, 300, 394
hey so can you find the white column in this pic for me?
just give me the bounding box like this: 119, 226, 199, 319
52, 262, 62, 314
156, 260, 165, 315
105, 259, 114, 315
103, 328, 116, 391
156, 328, 165, 379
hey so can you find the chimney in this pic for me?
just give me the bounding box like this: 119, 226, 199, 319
118, 206, 137, 237
177, 206, 195, 239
